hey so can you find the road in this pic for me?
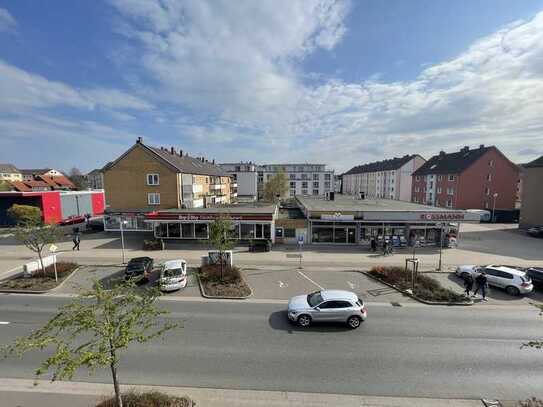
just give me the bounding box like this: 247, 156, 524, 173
1, 295, 542, 400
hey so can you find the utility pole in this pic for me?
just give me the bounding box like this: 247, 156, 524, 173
491, 193, 499, 223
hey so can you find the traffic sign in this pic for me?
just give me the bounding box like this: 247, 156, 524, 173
49, 244, 58, 253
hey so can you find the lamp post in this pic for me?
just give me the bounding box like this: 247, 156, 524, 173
437, 223, 444, 271
120, 218, 128, 264
492, 192, 499, 223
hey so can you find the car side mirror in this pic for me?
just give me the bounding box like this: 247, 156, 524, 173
314, 307, 321, 311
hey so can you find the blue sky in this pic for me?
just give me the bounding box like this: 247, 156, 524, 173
1, 0, 543, 173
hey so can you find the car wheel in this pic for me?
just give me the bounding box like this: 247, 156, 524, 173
347, 316, 361, 329
297, 314, 312, 327
506, 286, 520, 296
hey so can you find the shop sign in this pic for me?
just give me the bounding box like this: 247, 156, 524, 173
419, 213, 465, 221
321, 213, 354, 221
177, 214, 243, 221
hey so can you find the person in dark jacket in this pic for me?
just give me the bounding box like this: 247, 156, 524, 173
370, 238, 377, 252
463, 273, 474, 297
473, 272, 488, 301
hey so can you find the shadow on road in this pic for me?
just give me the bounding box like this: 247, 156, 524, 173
268, 310, 359, 334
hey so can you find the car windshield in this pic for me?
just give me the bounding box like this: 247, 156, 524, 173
127, 262, 143, 271
307, 291, 323, 307
164, 267, 184, 278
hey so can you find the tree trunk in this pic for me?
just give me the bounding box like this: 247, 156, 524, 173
109, 345, 123, 407
220, 250, 224, 281
37, 249, 45, 277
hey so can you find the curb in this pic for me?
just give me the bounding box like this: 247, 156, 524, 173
0, 266, 80, 295
196, 269, 253, 300
361, 271, 474, 306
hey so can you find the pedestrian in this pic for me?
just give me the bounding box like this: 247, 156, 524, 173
370, 238, 377, 252
463, 273, 474, 297
473, 272, 488, 301
382, 240, 388, 256
72, 230, 81, 251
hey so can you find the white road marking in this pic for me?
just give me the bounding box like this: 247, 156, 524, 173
297, 271, 324, 290
0, 321, 10, 325
347, 281, 356, 289
278, 280, 287, 288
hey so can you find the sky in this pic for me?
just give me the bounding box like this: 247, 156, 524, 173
1, 0, 543, 174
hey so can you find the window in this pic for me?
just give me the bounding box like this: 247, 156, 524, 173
484, 201, 490, 209
437, 175, 443, 181
146, 173, 159, 185
486, 173, 492, 181
324, 173, 331, 180
289, 174, 296, 180
313, 174, 319, 180
302, 189, 308, 195
289, 190, 295, 197
290, 181, 296, 188
324, 181, 330, 188
302, 181, 308, 188
313, 181, 319, 188
284, 228, 296, 238
415, 176, 420, 181
312, 189, 319, 195
415, 187, 420, 192
485, 187, 490, 196
148, 193, 160, 205
448, 175, 456, 181
446, 199, 452, 207
275, 228, 283, 238
447, 187, 454, 195
266, 174, 271, 180
437, 187, 442, 194
489, 160, 494, 167
429, 181, 433, 188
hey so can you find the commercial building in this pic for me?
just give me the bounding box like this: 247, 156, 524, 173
0, 190, 104, 226
412, 145, 519, 211
0, 164, 22, 182
258, 164, 334, 199
342, 155, 425, 201
296, 194, 479, 246
219, 162, 257, 201
103, 137, 235, 231
520, 155, 543, 229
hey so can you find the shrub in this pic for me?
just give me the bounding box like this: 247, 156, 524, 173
517, 398, 543, 407
368, 266, 406, 286
97, 390, 191, 406
40, 262, 78, 279
199, 264, 242, 283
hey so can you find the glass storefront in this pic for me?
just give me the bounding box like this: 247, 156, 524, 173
104, 215, 153, 231
153, 221, 271, 240
311, 222, 356, 244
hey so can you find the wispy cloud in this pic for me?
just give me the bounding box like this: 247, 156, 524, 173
0, 7, 16, 32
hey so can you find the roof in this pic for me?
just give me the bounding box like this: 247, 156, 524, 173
8, 181, 31, 192
38, 175, 75, 189
163, 259, 186, 269
343, 155, 421, 175
524, 155, 543, 168
0, 163, 20, 173
296, 194, 450, 213
87, 169, 102, 176
146, 145, 227, 176
487, 265, 527, 277
19, 168, 52, 175
321, 290, 358, 302
413, 146, 492, 176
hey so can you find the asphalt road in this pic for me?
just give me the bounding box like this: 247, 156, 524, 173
1, 295, 542, 400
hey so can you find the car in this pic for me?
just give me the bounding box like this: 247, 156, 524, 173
124, 257, 154, 282
526, 267, 543, 288
287, 290, 367, 329
527, 226, 543, 238
59, 215, 86, 226
159, 259, 187, 292
455, 264, 533, 296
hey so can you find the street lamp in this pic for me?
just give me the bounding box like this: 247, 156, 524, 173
119, 217, 128, 264
492, 192, 499, 223
437, 223, 444, 271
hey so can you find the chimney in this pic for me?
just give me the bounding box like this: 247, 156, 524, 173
170, 147, 175, 155
136, 137, 143, 144
479, 144, 485, 150
461, 146, 469, 153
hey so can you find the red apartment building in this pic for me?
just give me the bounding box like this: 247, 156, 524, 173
411, 145, 519, 211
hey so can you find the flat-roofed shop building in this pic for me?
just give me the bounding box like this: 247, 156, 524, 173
296, 194, 480, 246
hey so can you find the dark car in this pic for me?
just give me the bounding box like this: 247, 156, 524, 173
125, 257, 154, 282
527, 227, 543, 238
526, 267, 543, 288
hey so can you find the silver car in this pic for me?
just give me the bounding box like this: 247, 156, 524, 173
287, 290, 367, 329
455, 264, 533, 296
159, 259, 187, 292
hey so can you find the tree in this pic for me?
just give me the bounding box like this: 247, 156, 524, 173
2, 280, 179, 407
14, 223, 60, 275
0, 180, 11, 191
7, 204, 42, 226
69, 167, 88, 190
263, 169, 289, 202
209, 215, 235, 280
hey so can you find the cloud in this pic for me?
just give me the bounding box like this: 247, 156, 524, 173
0, 7, 16, 32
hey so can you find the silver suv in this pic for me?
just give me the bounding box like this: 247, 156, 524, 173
455, 264, 533, 296
287, 290, 367, 329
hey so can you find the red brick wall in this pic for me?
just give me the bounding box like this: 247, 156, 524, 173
456, 148, 518, 210
411, 175, 426, 203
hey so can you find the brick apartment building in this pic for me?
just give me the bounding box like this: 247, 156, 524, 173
412, 145, 519, 210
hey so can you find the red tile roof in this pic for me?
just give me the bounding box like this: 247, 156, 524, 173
8, 181, 32, 192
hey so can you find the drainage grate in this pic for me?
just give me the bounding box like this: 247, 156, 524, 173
390, 302, 402, 307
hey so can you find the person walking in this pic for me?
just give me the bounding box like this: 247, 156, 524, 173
463, 273, 474, 297
473, 272, 488, 301
72, 228, 81, 251
382, 239, 388, 256
370, 238, 377, 252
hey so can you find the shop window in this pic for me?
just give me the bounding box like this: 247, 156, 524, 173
284, 228, 296, 238
156, 223, 168, 237
264, 224, 271, 239
168, 223, 181, 238
195, 223, 208, 238
146, 173, 159, 185
182, 223, 194, 238
255, 224, 264, 239
241, 223, 255, 239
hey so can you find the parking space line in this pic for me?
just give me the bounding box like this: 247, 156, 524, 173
297, 270, 324, 290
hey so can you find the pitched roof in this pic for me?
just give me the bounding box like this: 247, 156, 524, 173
525, 155, 543, 168
86, 169, 103, 176
8, 181, 31, 192
146, 145, 227, 176
38, 175, 75, 189
0, 163, 20, 173
343, 155, 421, 176
19, 168, 52, 175
413, 145, 493, 176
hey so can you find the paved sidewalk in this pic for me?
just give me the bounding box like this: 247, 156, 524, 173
0, 378, 486, 407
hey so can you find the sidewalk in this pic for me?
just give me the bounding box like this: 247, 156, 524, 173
0, 378, 486, 407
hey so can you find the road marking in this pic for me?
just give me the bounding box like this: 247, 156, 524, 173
347, 281, 356, 289
278, 280, 287, 288
297, 270, 324, 290
0, 321, 10, 325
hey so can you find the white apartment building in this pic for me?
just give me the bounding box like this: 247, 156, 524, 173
219, 162, 258, 201
342, 155, 425, 201
258, 164, 334, 199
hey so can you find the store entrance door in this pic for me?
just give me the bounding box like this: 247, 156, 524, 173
347, 227, 356, 244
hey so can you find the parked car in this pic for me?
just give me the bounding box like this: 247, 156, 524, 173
249, 239, 272, 252
287, 290, 367, 329
455, 264, 533, 296
526, 267, 543, 288
59, 215, 86, 226
159, 259, 187, 292
124, 257, 154, 282
527, 226, 543, 238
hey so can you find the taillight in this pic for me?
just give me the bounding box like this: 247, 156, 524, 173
521, 282, 530, 287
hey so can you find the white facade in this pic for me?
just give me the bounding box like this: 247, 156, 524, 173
258, 164, 334, 199
343, 156, 425, 201
219, 163, 258, 200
